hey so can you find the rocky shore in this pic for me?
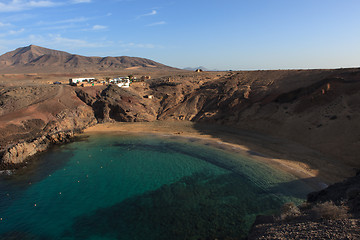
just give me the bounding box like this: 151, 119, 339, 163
248, 172, 360, 239
1, 68, 360, 239
0, 85, 97, 169
2, 69, 360, 180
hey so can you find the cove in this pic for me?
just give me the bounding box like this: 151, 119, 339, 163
0, 133, 317, 240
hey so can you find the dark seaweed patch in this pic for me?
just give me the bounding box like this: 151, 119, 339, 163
64, 172, 282, 240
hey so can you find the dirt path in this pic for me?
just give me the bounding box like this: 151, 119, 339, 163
29, 85, 64, 106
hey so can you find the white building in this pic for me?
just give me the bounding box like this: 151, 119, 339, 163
112, 77, 130, 88
69, 77, 96, 85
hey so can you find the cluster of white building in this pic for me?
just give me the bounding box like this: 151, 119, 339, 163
69, 77, 131, 88
69, 77, 96, 85
110, 77, 130, 88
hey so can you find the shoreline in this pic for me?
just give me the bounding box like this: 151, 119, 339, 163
84, 121, 330, 191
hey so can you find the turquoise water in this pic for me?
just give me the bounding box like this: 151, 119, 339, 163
0, 134, 315, 239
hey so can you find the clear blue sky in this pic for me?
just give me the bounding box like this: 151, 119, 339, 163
0, 0, 359, 70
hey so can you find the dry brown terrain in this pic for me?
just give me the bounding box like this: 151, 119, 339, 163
1, 45, 360, 239
1, 68, 360, 183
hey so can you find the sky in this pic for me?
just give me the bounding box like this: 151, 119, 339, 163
0, 0, 360, 70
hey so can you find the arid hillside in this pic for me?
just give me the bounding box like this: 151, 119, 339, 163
1, 68, 360, 183
0, 45, 178, 74
151, 69, 360, 182
1, 67, 360, 239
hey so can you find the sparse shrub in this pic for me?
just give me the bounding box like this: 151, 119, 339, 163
279, 202, 301, 221
311, 201, 349, 220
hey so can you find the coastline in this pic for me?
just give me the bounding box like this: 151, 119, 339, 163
84, 121, 330, 190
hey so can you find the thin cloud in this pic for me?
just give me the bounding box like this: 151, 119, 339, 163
35, 17, 90, 31
146, 21, 166, 27
137, 9, 157, 19
56, 17, 89, 24
119, 41, 155, 49
1, 34, 112, 51
92, 25, 108, 30
0, 0, 61, 12
37, 17, 89, 25
9, 28, 25, 35
47, 34, 107, 48
39, 24, 80, 31
0, 22, 12, 27
143, 10, 157, 17
71, 0, 91, 3
2, 13, 35, 22
0, 0, 90, 12
28, 0, 58, 7
0, 28, 25, 37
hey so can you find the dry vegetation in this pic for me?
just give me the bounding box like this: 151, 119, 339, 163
249, 172, 360, 239
312, 201, 349, 220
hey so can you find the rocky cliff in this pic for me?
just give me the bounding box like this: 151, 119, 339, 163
0, 104, 96, 168
75, 85, 158, 123
1, 69, 360, 178
1, 68, 360, 239
0, 85, 96, 168
248, 172, 360, 239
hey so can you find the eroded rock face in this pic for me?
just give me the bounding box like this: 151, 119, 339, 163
152, 69, 360, 180
248, 172, 360, 239
2, 68, 360, 173
77, 85, 157, 123
1, 69, 360, 239
307, 172, 360, 215
2, 137, 49, 165
0, 104, 96, 167
1, 131, 74, 165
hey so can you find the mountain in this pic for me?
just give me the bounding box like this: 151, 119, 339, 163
0, 45, 177, 73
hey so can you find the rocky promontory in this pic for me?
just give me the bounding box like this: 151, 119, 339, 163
0, 85, 96, 168
248, 172, 360, 239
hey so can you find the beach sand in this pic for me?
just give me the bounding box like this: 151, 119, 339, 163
84, 121, 339, 190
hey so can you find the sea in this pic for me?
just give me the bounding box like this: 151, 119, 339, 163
0, 133, 317, 239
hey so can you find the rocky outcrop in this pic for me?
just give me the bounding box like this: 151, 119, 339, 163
0, 104, 96, 168
1, 131, 74, 166
248, 218, 360, 239
307, 172, 360, 215
248, 172, 360, 239
76, 85, 157, 123
153, 69, 360, 181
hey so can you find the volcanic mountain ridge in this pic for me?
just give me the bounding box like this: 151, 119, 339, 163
0, 45, 177, 73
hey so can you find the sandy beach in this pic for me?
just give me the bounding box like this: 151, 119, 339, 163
84, 121, 335, 190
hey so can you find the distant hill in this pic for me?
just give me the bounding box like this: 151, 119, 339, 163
183, 66, 209, 71
0, 45, 178, 73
